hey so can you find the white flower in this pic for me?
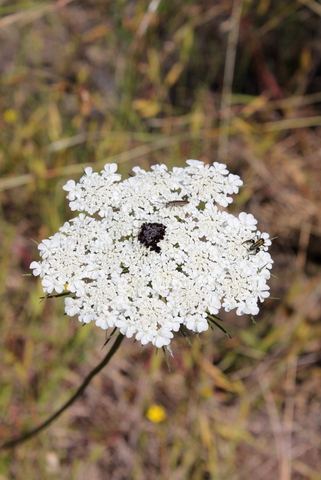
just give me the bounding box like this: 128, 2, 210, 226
38, 238, 60, 259
152, 328, 174, 348
185, 314, 209, 333
65, 297, 82, 316
135, 330, 154, 345
186, 159, 205, 168
226, 173, 243, 194
62, 179, 78, 200
238, 212, 257, 230
30, 160, 274, 347
30, 261, 47, 277
42, 275, 65, 294
102, 163, 120, 176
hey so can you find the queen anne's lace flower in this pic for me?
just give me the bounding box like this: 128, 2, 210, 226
30, 159, 274, 348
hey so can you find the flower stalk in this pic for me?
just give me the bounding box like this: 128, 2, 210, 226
0, 334, 124, 450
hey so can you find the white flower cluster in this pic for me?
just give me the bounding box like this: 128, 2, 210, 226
30, 160, 274, 348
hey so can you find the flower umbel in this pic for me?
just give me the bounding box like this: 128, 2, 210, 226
30, 160, 274, 348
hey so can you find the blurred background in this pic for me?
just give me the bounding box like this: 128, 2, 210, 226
0, 0, 320, 479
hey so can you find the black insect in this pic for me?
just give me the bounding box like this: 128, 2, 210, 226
242, 237, 266, 255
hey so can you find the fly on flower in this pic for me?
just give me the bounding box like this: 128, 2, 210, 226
164, 200, 189, 207
243, 236, 276, 255
243, 237, 265, 255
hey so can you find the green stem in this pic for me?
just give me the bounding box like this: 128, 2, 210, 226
0, 334, 125, 450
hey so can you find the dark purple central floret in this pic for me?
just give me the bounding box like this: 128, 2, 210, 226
138, 222, 166, 253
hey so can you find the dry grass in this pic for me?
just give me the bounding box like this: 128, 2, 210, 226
0, 0, 321, 479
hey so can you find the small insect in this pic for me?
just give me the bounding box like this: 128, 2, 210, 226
242, 236, 266, 255
164, 200, 189, 208
242, 236, 277, 255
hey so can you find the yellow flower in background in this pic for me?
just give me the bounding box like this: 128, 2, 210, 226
4, 108, 18, 124
146, 404, 166, 423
